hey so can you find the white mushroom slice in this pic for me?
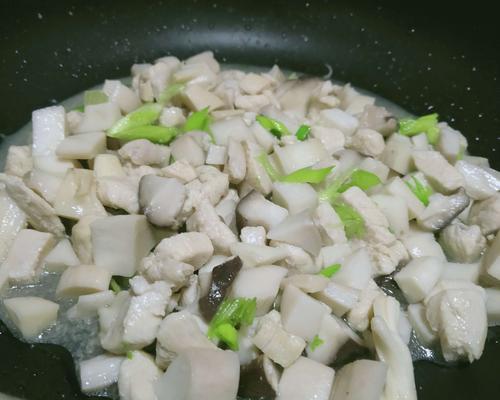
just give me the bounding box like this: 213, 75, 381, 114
417, 189, 470, 232
380, 134, 413, 175
56, 131, 106, 160
2, 229, 55, 286
230, 266, 287, 316
277, 356, 335, 400
156, 310, 216, 368
468, 192, 500, 235
359, 157, 390, 182
56, 264, 111, 298
312, 202, 347, 245
103, 80, 141, 114
281, 274, 329, 294
407, 303, 437, 346
310, 126, 345, 155
371, 317, 417, 400
80, 354, 124, 393
401, 228, 446, 261
252, 310, 306, 368
347, 280, 383, 331
274, 139, 329, 174
350, 128, 385, 157
97, 176, 140, 215
439, 222, 486, 263
371, 194, 409, 237
313, 282, 360, 317
67, 290, 115, 320
155, 348, 239, 400
155, 232, 213, 269
161, 159, 198, 183
0, 173, 65, 236
384, 176, 425, 219
94, 154, 126, 178
272, 182, 318, 215
485, 288, 500, 327
25, 169, 63, 204
53, 169, 107, 220
456, 160, 500, 200
0, 188, 27, 263
74, 102, 122, 133
412, 150, 463, 193
424, 281, 487, 362
170, 135, 205, 167
224, 138, 247, 184
44, 238, 80, 272
268, 211, 322, 256
230, 243, 288, 267
395, 256, 443, 303
91, 215, 156, 277
332, 248, 373, 291
3, 296, 59, 338
119, 351, 161, 400
281, 284, 331, 341
240, 226, 267, 245
4, 145, 33, 177
331, 360, 387, 400
238, 191, 289, 230
187, 198, 237, 254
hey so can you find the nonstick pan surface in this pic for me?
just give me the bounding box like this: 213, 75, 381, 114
0, 1, 499, 399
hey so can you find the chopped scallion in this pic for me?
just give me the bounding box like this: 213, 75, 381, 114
110, 278, 121, 294
296, 124, 311, 141
214, 323, 239, 350
319, 263, 341, 278
334, 202, 365, 239
256, 152, 282, 182
84, 90, 108, 107
399, 113, 440, 144
280, 165, 334, 184
184, 107, 212, 132
108, 103, 163, 136
256, 115, 290, 138
108, 125, 179, 144
405, 177, 433, 206
126, 351, 134, 360
338, 169, 381, 193
310, 335, 324, 351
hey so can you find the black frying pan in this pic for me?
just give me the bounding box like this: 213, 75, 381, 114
0, 0, 499, 399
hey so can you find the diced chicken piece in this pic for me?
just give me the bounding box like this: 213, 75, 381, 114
424, 281, 487, 362
161, 159, 198, 183
395, 257, 443, 303
313, 282, 360, 317
310, 126, 345, 156
53, 169, 107, 220
240, 73, 272, 95
0, 188, 27, 263
3, 296, 59, 338
331, 359, 387, 400
181, 84, 224, 111
413, 150, 463, 193
234, 94, 270, 111
97, 176, 139, 214
195, 165, 230, 205
380, 134, 413, 175
74, 102, 122, 133
4, 145, 33, 177
103, 80, 141, 114
371, 317, 417, 400
347, 280, 383, 331
407, 303, 438, 346
56, 264, 111, 297
367, 239, 409, 276
439, 222, 486, 263
456, 160, 500, 200
67, 290, 115, 320
99, 291, 132, 353
238, 191, 289, 230
230, 243, 288, 268
358, 105, 397, 136
187, 198, 237, 254
156, 311, 216, 368
154, 232, 213, 269
401, 227, 446, 261
278, 78, 321, 117
1, 229, 55, 286
0, 173, 64, 236
371, 194, 409, 236
468, 193, 500, 235
350, 128, 385, 157
56, 132, 106, 160
313, 201, 347, 245
224, 138, 247, 184
118, 139, 171, 167
174, 62, 217, 89
44, 238, 80, 272
119, 351, 161, 400
215, 189, 239, 230
274, 139, 329, 175
338, 84, 375, 114
417, 189, 470, 232
252, 310, 306, 368
281, 284, 331, 341
240, 226, 267, 246
140, 251, 194, 290
277, 356, 335, 400
91, 215, 156, 277
155, 348, 239, 400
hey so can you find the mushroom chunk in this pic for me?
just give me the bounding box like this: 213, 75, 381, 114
139, 175, 186, 227
417, 189, 470, 232
238, 356, 278, 400
439, 222, 486, 263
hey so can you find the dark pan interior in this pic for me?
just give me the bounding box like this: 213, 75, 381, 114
0, 0, 499, 399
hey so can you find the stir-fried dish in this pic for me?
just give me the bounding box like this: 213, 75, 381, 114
1, 50, 500, 400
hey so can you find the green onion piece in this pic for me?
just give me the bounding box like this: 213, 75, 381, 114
319, 263, 341, 278
256, 152, 282, 181
84, 90, 108, 107
72, 105, 85, 113
110, 278, 121, 294
281, 166, 334, 184
296, 124, 311, 141
207, 298, 257, 348
108, 103, 163, 136
399, 113, 440, 144
126, 351, 134, 360
108, 125, 179, 144
184, 107, 212, 132
338, 169, 382, 193
256, 115, 290, 138
158, 83, 185, 105
405, 177, 433, 206
334, 202, 365, 239
318, 169, 355, 203
310, 335, 324, 351
456, 145, 466, 161
214, 323, 239, 350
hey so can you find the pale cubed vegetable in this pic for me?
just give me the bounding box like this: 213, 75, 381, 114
441, 261, 481, 283
331, 248, 373, 291
312, 202, 347, 245
119, 351, 161, 400
281, 274, 329, 293
310, 126, 345, 155
468, 193, 500, 235
240, 72, 272, 95
170, 135, 205, 167
380, 134, 413, 175
407, 303, 437, 346
230, 266, 288, 315
331, 359, 387, 400
439, 222, 486, 263
44, 238, 80, 272
394, 256, 443, 303
161, 159, 198, 183
358, 157, 390, 182
272, 182, 318, 215
436, 123, 467, 162
68, 290, 115, 320
316, 244, 352, 268
32, 106, 67, 157
480, 232, 500, 282
384, 176, 425, 219
206, 144, 227, 165
224, 138, 247, 184
350, 128, 385, 157
91, 215, 156, 277
155, 348, 239, 400
0, 188, 27, 263
412, 150, 463, 194
72, 215, 102, 264
319, 108, 359, 136
371, 194, 409, 236
211, 117, 252, 145
243, 140, 273, 195
56, 264, 111, 297
401, 228, 446, 260
160, 106, 186, 127
3, 229, 55, 285
240, 226, 267, 245
25, 169, 63, 204
4, 145, 33, 177
80, 354, 124, 392
277, 356, 335, 400
103, 80, 141, 113
56, 131, 106, 160
230, 243, 288, 267
274, 139, 328, 174
238, 191, 289, 231
455, 160, 500, 201
94, 154, 126, 178
74, 102, 122, 133
3, 296, 59, 338
347, 280, 382, 331
182, 85, 224, 111
281, 284, 331, 341
340, 186, 388, 228
313, 282, 360, 317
